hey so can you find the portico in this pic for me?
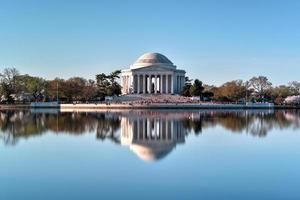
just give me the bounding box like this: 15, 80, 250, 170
121, 53, 186, 94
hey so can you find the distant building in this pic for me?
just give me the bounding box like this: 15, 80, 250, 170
121, 53, 186, 95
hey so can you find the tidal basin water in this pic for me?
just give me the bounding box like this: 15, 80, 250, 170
1, 109, 300, 200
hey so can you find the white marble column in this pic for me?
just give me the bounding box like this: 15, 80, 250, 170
127, 76, 130, 94
124, 76, 126, 93
125, 76, 128, 94
179, 76, 182, 92
176, 76, 179, 93
166, 74, 169, 94
178, 76, 181, 93
143, 74, 146, 94
132, 76, 135, 93
171, 75, 174, 94
137, 75, 140, 94
129, 75, 132, 94
122, 76, 124, 93
160, 75, 163, 94
148, 75, 151, 93
154, 75, 157, 94
182, 76, 185, 91
123, 76, 127, 93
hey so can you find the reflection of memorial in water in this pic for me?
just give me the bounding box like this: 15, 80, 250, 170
121, 114, 186, 162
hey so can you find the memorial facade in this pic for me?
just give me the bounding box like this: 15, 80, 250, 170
121, 53, 186, 94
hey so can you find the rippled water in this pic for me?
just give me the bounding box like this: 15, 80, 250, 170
1, 109, 300, 200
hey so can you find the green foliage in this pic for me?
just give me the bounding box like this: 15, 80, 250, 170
270, 85, 293, 99
181, 77, 192, 97
96, 70, 122, 98
189, 79, 204, 97
19, 75, 47, 100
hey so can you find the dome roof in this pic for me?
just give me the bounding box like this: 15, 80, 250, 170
130, 52, 176, 70
134, 53, 173, 65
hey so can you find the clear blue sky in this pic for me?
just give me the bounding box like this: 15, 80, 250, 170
0, 0, 299, 86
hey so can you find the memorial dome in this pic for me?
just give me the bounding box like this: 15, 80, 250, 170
130, 52, 175, 69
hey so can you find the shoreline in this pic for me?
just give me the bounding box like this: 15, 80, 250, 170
0, 103, 299, 110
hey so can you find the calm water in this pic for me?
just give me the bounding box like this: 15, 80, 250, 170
1, 109, 300, 200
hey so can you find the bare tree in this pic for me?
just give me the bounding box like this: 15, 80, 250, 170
249, 76, 272, 99
0, 68, 20, 102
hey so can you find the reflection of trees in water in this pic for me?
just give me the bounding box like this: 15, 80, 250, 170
182, 112, 249, 135
0, 109, 300, 145
0, 110, 121, 145
96, 113, 121, 144
185, 110, 300, 137
0, 110, 47, 145
182, 118, 203, 135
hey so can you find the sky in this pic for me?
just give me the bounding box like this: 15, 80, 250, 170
0, 0, 299, 86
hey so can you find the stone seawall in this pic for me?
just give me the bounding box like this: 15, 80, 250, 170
59, 103, 275, 110
3, 103, 300, 111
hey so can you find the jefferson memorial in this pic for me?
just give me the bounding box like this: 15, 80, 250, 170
121, 53, 186, 94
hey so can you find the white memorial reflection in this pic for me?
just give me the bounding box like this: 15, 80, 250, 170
121, 113, 187, 162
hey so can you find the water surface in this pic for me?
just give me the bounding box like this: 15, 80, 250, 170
1, 109, 300, 200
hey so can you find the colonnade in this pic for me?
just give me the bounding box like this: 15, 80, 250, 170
122, 73, 185, 94
136, 74, 170, 94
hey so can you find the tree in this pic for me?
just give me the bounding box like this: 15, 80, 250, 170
64, 77, 87, 102
212, 80, 246, 102
289, 81, 300, 95
96, 73, 109, 98
107, 70, 122, 96
202, 91, 214, 100
108, 70, 121, 84
249, 76, 272, 100
96, 70, 122, 98
0, 68, 20, 90
181, 76, 193, 96
189, 79, 204, 98
45, 78, 66, 102
19, 75, 47, 101
0, 82, 14, 103
270, 85, 293, 99
0, 68, 20, 103
84, 79, 97, 101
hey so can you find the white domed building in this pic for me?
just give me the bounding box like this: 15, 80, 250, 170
121, 53, 186, 94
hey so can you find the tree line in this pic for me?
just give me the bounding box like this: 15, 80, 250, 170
1, 67, 299, 104
0, 67, 122, 103
181, 76, 300, 104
